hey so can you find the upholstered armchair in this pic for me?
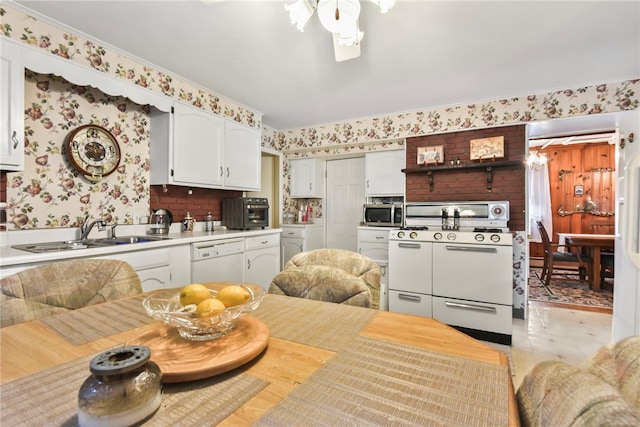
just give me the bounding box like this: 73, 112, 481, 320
517, 336, 640, 426
1, 258, 143, 328
269, 249, 381, 309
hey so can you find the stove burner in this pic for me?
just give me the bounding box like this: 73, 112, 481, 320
400, 226, 429, 231
473, 227, 504, 233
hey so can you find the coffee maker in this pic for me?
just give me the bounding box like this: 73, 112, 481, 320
148, 209, 173, 235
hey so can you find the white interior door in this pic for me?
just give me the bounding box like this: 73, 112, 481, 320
326, 157, 365, 251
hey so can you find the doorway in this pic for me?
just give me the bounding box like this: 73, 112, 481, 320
247, 150, 281, 228
527, 118, 618, 313
325, 157, 366, 251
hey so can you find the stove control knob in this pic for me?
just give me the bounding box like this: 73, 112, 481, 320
447, 233, 456, 240
490, 234, 501, 242
410, 231, 418, 239
434, 232, 442, 240
475, 234, 485, 242
397, 231, 405, 238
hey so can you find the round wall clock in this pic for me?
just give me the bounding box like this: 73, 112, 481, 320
66, 124, 121, 182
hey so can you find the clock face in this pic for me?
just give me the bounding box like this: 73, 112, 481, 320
66, 125, 121, 182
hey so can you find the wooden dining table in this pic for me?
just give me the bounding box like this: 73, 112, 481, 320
0, 287, 519, 426
558, 233, 615, 292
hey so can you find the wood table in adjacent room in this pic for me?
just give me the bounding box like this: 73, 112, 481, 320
559, 233, 615, 292
0, 290, 519, 426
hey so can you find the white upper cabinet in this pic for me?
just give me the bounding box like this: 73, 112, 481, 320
224, 120, 261, 191
290, 158, 324, 198
1, 38, 25, 171
172, 102, 225, 187
150, 101, 262, 191
365, 150, 405, 196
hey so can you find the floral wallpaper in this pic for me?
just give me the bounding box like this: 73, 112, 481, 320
2, 4, 639, 314
1, 5, 262, 129
7, 72, 150, 229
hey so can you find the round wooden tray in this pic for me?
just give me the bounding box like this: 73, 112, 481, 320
134, 316, 269, 383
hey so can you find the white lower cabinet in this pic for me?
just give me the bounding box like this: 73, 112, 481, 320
357, 227, 394, 310
102, 248, 171, 292
280, 224, 324, 269
245, 234, 280, 291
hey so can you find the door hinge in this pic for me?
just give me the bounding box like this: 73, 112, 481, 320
170, 169, 174, 177
171, 106, 174, 114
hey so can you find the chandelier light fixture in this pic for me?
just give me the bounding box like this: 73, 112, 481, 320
527, 152, 548, 170
285, 0, 395, 60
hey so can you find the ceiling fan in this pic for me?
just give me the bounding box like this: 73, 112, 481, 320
284, 0, 395, 62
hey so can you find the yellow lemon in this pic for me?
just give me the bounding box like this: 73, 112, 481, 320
195, 298, 226, 317
216, 285, 251, 308
179, 283, 211, 306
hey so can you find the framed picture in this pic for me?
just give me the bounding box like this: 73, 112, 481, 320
470, 136, 505, 160
574, 184, 584, 195
417, 145, 444, 165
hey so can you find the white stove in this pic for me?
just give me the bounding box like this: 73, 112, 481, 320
392, 226, 511, 246
388, 201, 513, 345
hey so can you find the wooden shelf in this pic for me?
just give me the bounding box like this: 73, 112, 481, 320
401, 160, 524, 191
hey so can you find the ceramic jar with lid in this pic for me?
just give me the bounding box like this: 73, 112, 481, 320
78, 345, 162, 426
182, 212, 195, 232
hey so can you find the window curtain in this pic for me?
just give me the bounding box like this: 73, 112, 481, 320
528, 160, 553, 242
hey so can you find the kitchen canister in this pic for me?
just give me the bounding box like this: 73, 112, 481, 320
183, 212, 195, 232
78, 345, 162, 427
205, 212, 214, 232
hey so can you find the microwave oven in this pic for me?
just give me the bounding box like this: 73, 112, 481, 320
363, 204, 403, 227
222, 197, 269, 230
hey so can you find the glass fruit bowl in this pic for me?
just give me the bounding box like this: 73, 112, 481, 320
142, 283, 265, 341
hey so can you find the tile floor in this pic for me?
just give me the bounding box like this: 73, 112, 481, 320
486, 302, 613, 390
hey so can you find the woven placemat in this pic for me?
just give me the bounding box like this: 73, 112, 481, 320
0, 352, 268, 426
255, 336, 509, 426
252, 294, 378, 351
40, 295, 153, 345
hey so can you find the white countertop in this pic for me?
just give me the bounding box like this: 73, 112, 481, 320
0, 225, 282, 267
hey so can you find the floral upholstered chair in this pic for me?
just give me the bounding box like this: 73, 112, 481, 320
269, 248, 381, 309
1, 258, 142, 328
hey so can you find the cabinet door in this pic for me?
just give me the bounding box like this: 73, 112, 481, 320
172, 102, 224, 187
281, 237, 304, 269
290, 159, 323, 198
0, 39, 24, 171
365, 150, 405, 196
246, 246, 280, 291
138, 266, 172, 292
224, 121, 261, 190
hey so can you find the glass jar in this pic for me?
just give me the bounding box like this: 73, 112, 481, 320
78, 346, 162, 427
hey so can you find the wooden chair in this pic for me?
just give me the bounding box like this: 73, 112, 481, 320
600, 252, 614, 288
269, 249, 381, 309
0, 258, 142, 328
536, 221, 594, 287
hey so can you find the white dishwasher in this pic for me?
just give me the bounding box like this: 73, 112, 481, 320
191, 239, 244, 284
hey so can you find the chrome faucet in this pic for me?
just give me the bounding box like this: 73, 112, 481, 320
80, 216, 107, 240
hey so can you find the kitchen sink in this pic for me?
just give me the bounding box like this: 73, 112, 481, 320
91, 235, 169, 245
12, 235, 169, 253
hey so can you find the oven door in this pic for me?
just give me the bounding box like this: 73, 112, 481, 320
245, 204, 268, 228
432, 242, 512, 305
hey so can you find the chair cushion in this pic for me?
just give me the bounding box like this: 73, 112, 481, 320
1, 259, 142, 328
285, 249, 380, 308
581, 336, 640, 409
517, 361, 640, 427
269, 265, 372, 307
552, 251, 592, 263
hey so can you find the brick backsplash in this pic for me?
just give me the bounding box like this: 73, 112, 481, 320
150, 185, 242, 223
405, 125, 526, 231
